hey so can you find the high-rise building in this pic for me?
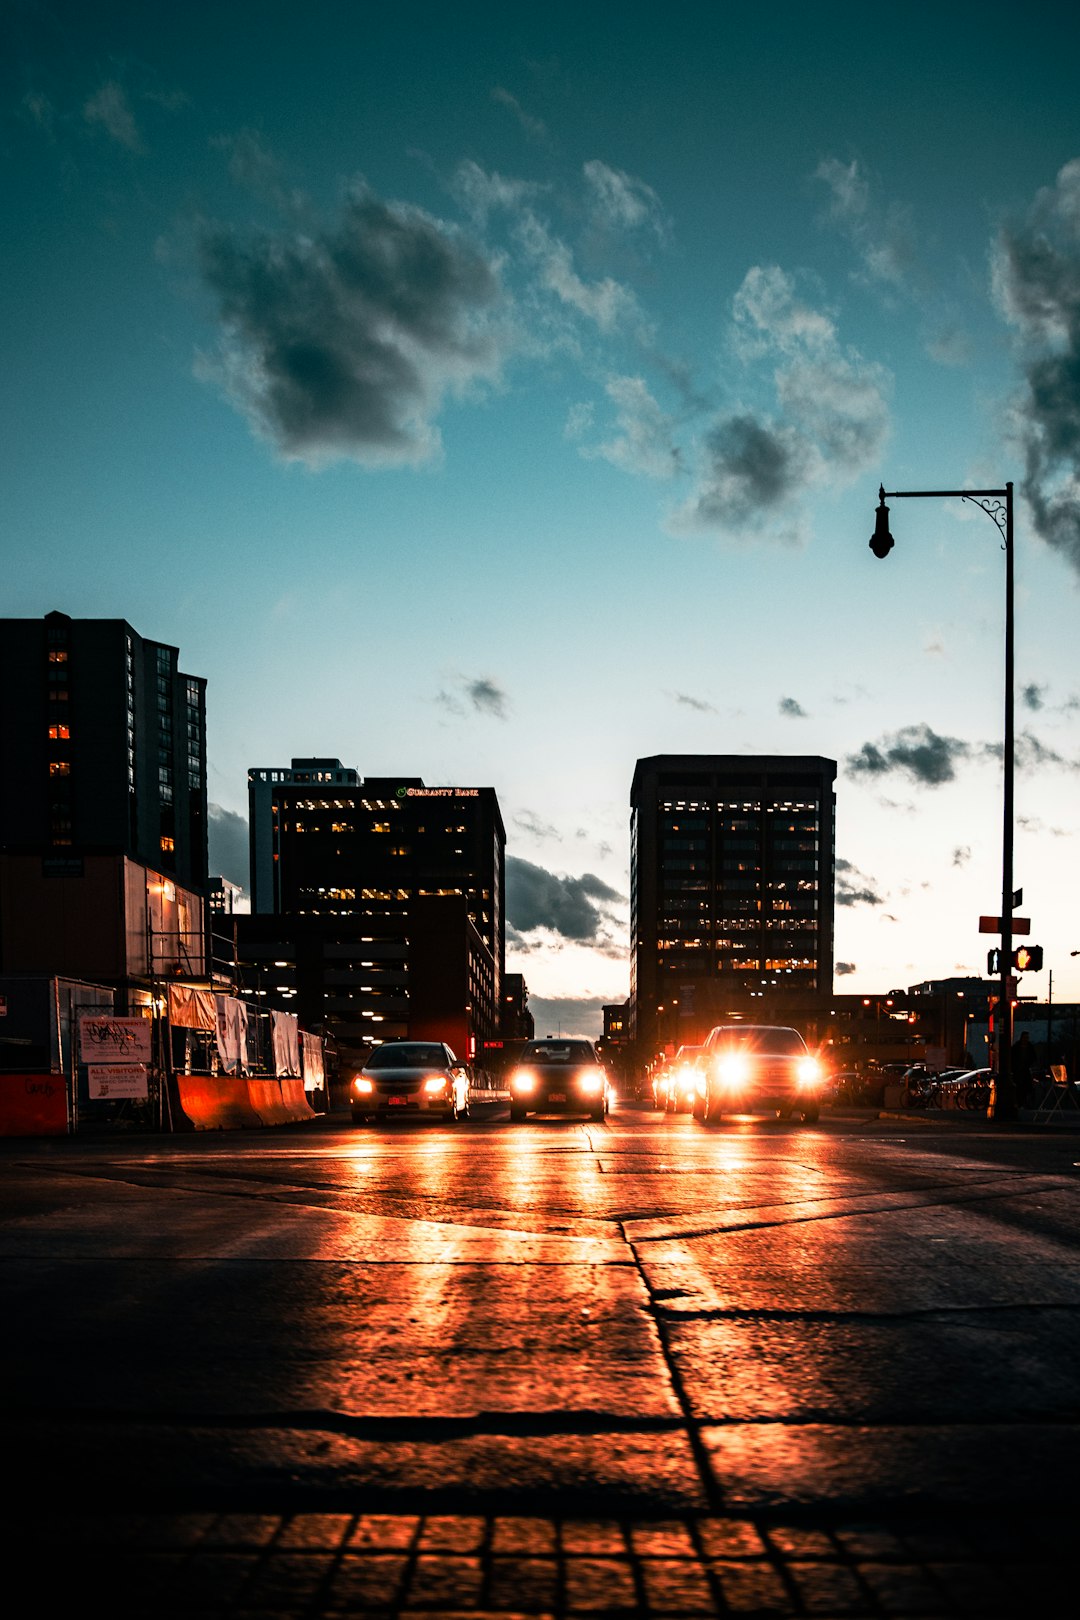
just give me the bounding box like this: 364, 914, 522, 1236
0, 610, 208, 984
630, 754, 837, 1058
242, 759, 506, 1075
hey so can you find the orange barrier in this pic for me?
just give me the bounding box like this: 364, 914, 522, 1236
175, 1074, 316, 1131
0, 1073, 69, 1136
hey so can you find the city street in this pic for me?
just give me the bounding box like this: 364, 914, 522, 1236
2, 1100, 1079, 1616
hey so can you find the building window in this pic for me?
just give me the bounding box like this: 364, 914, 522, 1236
47, 649, 68, 664
160, 835, 175, 853
48, 725, 71, 740
48, 761, 71, 777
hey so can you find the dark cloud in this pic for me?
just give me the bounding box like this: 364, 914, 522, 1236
524, 996, 609, 1041
197, 182, 506, 466
673, 691, 717, 713
835, 961, 857, 976
993, 160, 1080, 574
846, 723, 973, 786
506, 856, 625, 944
952, 845, 971, 867
513, 809, 561, 841
1022, 682, 1046, 711
779, 696, 807, 718
208, 804, 249, 889
836, 857, 884, 908
435, 675, 510, 720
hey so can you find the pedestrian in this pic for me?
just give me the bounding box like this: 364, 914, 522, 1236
1011, 1030, 1035, 1108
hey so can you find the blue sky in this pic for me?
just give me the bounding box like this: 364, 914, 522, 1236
5, 0, 1080, 1035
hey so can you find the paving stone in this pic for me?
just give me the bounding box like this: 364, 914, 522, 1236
857, 1560, 948, 1614
346, 1514, 421, 1550
786, 1560, 866, 1613
764, 1526, 836, 1560
560, 1520, 630, 1556
638, 1555, 718, 1613
323, 1552, 409, 1608
489, 1554, 560, 1609
417, 1513, 488, 1552
562, 1555, 639, 1611
630, 1521, 698, 1558
403, 1553, 485, 1607
276, 1512, 354, 1549
236, 1551, 337, 1609
492, 1516, 559, 1555
202, 1514, 282, 1548
695, 1521, 770, 1560
709, 1560, 795, 1614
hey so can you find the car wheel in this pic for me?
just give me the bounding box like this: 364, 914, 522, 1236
692, 1093, 706, 1122
801, 1103, 820, 1124
351, 1112, 368, 1126
509, 1104, 527, 1122
590, 1106, 606, 1122
777, 1104, 793, 1120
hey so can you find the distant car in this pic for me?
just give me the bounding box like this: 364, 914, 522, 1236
508, 1039, 610, 1121
660, 1046, 706, 1113
694, 1024, 824, 1124
350, 1041, 471, 1124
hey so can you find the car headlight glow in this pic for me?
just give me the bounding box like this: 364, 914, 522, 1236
510, 1068, 536, 1092
578, 1071, 603, 1094
717, 1053, 749, 1086
353, 1077, 374, 1095
423, 1075, 449, 1094
796, 1057, 821, 1087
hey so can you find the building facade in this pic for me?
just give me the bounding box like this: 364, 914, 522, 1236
0, 610, 208, 984
243, 759, 506, 1074
630, 754, 837, 1060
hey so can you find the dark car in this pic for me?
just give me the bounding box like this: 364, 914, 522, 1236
694, 1023, 824, 1124
659, 1045, 706, 1113
508, 1039, 610, 1121
350, 1041, 471, 1124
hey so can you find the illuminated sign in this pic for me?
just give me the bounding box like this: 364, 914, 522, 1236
396, 787, 480, 798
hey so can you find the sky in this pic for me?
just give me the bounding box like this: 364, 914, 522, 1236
5, 0, 1080, 1037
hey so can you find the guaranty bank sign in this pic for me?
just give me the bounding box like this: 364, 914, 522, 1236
397, 787, 480, 798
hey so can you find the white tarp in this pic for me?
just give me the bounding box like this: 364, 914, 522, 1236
301, 1029, 325, 1091
215, 995, 249, 1075
271, 1009, 301, 1077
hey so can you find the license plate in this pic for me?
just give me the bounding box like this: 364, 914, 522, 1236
548, 1092, 565, 1102
388, 1097, 409, 1107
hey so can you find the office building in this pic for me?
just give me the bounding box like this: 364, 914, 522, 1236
0, 610, 208, 983
630, 754, 837, 1057
244, 759, 506, 1072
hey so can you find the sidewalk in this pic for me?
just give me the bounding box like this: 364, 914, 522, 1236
7, 1504, 1073, 1616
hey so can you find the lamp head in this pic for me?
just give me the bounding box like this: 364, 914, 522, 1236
870, 486, 894, 559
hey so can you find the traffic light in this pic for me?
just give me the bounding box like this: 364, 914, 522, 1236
987, 949, 1002, 975
1013, 945, 1044, 972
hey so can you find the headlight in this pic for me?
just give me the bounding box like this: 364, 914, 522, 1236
718, 1054, 749, 1086
578, 1071, 603, 1094
510, 1069, 536, 1092
353, 1077, 374, 1095
796, 1057, 821, 1086
423, 1075, 449, 1094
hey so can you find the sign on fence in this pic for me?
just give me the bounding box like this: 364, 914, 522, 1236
78, 1015, 152, 1065
87, 1064, 148, 1100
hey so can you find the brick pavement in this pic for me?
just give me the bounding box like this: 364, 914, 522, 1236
10, 1507, 1072, 1616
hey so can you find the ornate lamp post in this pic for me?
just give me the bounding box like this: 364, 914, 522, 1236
869, 481, 1017, 1119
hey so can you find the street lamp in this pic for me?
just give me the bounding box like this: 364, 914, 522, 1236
869, 480, 1017, 1119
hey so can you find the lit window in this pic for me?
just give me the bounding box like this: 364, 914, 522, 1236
48, 649, 68, 664
49, 761, 70, 777
48, 725, 71, 740
160, 835, 175, 853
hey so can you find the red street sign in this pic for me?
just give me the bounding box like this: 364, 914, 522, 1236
979, 916, 1031, 934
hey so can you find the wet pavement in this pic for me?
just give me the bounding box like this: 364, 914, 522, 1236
2, 1102, 1078, 1614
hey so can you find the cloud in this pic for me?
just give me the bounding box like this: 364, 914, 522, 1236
846, 722, 976, 786
450, 159, 540, 225
513, 809, 562, 841
208, 804, 249, 889
582, 160, 668, 240
576, 374, 680, 477
506, 856, 625, 944
1022, 682, 1046, 711
492, 86, 548, 143
196, 181, 508, 466
436, 675, 510, 719
214, 129, 301, 213
814, 156, 916, 291
524, 996, 611, 1041
836, 858, 884, 908
516, 210, 643, 333
779, 696, 807, 718
835, 961, 857, 976
952, 845, 971, 867
673, 691, 717, 713
83, 81, 143, 151
671, 266, 890, 541
993, 158, 1080, 575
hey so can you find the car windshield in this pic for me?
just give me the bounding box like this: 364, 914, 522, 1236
522, 1041, 596, 1065
709, 1026, 807, 1055
365, 1043, 447, 1070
